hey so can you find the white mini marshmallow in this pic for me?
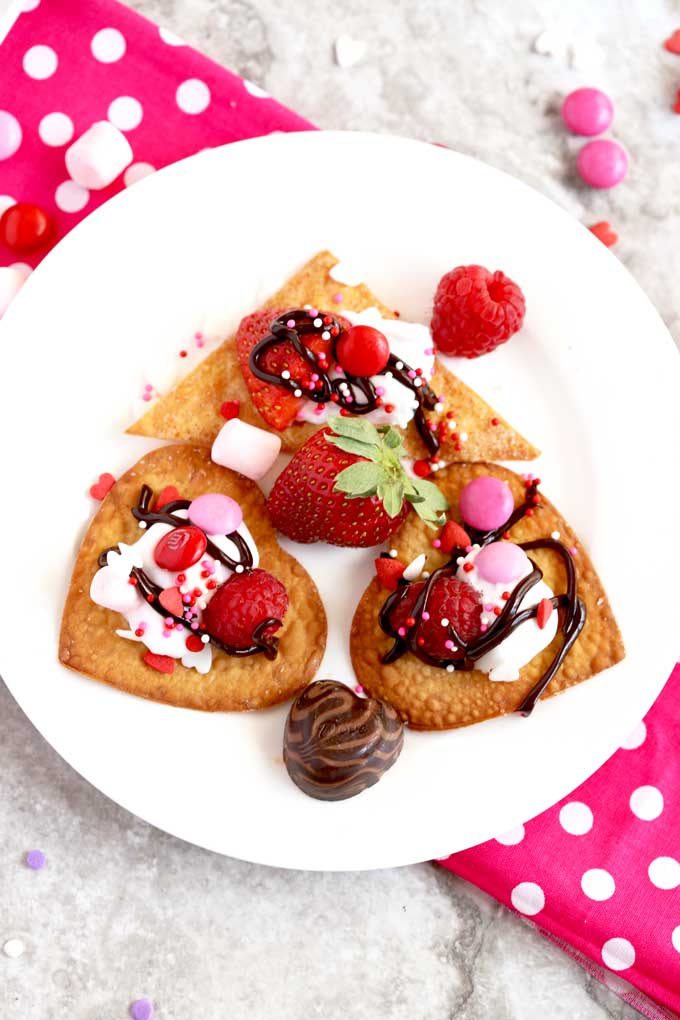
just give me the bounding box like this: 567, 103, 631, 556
65, 121, 133, 190
0, 265, 30, 318
211, 419, 282, 481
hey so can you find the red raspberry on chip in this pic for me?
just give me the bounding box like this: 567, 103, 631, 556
431, 265, 525, 358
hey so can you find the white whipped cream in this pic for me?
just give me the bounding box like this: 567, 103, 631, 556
296, 307, 436, 429
90, 509, 258, 674
456, 546, 558, 683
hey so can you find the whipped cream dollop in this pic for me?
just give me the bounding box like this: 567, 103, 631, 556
456, 545, 558, 683
296, 307, 436, 429
90, 510, 258, 674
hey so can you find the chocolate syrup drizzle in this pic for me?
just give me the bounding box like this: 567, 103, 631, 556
97, 485, 281, 661
378, 483, 586, 716
249, 309, 441, 456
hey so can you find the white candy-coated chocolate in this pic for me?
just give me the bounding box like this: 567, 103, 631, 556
211, 419, 281, 480
65, 121, 133, 190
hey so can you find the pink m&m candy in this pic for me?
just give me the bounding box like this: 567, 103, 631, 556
188, 493, 243, 536
459, 476, 514, 531
577, 139, 628, 189
475, 542, 530, 585
561, 88, 613, 136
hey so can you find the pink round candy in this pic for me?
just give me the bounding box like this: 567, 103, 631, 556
188, 493, 243, 536
475, 542, 530, 585
561, 88, 613, 136
459, 476, 514, 531
0, 111, 22, 160
577, 139, 628, 189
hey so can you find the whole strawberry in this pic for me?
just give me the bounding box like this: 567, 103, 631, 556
202, 568, 288, 650
267, 417, 448, 547
389, 576, 482, 659
431, 264, 525, 358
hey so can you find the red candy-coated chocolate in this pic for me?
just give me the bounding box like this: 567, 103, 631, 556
0, 202, 56, 254
336, 325, 390, 376
153, 525, 207, 571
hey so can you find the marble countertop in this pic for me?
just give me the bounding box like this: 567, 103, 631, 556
3, 0, 678, 1017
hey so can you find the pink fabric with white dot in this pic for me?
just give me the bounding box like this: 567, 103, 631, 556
0, 0, 312, 272
439, 664, 680, 1016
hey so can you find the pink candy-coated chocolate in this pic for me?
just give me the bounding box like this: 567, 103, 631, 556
0, 110, 22, 160
188, 493, 243, 535
577, 139, 628, 189
474, 542, 530, 585
459, 476, 514, 531
561, 88, 613, 136
211, 419, 281, 481
65, 121, 132, 190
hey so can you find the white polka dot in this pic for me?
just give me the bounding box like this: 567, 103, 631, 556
559, 801, 593, 835
495, 825, 525, 846
21, 0, 40, 10
55, 180, 89, 213
602, 937, 635, 971
3, 938, 24, 958
648, 856, 680, 890
23, 44, 58, 79
123, 162, 155, 187
0, 195, 17, 217
91, 28, 126, 63
243, 79, 269, 98
107, 96, 143, 131
672, 926, 680, 953
159, 26, 185, 45
0, 111, 23, 160
630, 785, 663, 821
38, 111, 74, 147
620, 720, 646, 750
581, 868, 615, 901
176, 79, 211, 114
510, 881, 545, 916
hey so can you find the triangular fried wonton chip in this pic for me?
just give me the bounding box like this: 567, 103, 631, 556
128, 251, 539, 462
350, 463, 624, 729
59, 445, 326, 711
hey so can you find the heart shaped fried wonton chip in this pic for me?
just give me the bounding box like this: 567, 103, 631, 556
128, 251, 539, 463
59, 445, 326, 712
350, 463, 624, 730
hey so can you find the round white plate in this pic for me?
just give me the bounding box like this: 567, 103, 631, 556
1, 132, 678, 871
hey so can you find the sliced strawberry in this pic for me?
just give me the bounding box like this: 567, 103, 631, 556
154, 485, 180, 510
375, 557, 406, 591
439, 520, 470, 555
235, 308, 340, 431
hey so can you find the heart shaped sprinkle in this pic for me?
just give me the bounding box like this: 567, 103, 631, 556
536, 598, 554, 630
589, 221, 618, 247
142, 651, 175, 674
89, 472, 116, 501
284, 680, 403, 801
663, 29, 680, 55
334, 34, 367, 68
154, 485, 180, 509
158, 587, 183, 616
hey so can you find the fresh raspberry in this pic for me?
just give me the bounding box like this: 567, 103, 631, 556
389, 576, 482, 658
202, 568, 288, 650
431, 265, 526, 358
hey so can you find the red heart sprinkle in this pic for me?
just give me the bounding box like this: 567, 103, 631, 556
154, 485, 180, 509
463, 562, 474, 573
589, 221, 618, 247
89, 473, 116, 500
220, 400, 240, 420
439, 520, 470, 554
536, 598, 553, 630
185, 635, 205, 653
158, 587, 183, 616
142, 651, 175, 674
674, 89, 680, 114
663, 29, 680, 54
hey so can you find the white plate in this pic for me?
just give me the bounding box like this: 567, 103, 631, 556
1, 132, 678, 871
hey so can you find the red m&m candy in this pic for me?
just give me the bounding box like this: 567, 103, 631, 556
336, 325, 390, 376
0, 202, 56, 254
153, 526, 207, 571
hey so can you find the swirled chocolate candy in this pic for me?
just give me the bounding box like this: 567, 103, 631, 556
283, 680, 404, 801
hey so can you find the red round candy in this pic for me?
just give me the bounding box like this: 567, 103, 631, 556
336, 325, 390, 377
153, 526, 207, 571
0, 202, 56, 254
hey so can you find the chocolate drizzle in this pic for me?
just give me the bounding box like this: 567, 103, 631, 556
249, 309, 441, 456
97, 485, 281, 661
378, 482, 586, 716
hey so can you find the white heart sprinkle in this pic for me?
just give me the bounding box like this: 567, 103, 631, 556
334, 34, 367, 68
328, 260, 364, 287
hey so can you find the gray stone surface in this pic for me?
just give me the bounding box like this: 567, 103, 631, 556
4, 0, 678, 1017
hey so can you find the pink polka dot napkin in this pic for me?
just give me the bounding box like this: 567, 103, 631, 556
439, 664, 680, 1017
1, 1, 678, 1014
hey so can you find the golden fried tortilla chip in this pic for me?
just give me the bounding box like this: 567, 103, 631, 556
128, 251, 538, 462
350, 463, 624, 729
59, 445, 326, 712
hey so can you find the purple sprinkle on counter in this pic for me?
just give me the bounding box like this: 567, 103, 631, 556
25, 850, 46, 870
131, 998, 153, 1020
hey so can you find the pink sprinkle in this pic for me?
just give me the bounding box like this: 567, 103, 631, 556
162, 629, 172, 638
311, 373, 319, 382
309, 308, 318, 317
484, 603, 493, 612
174, 621, 183, 630
432, 539, 441, 549
480, 624, 488, 634
333, 293, 344, 303
142, 393, 152, 402
295, 410, 306, 419
195, 337, 205, 349
165, 617, 174, 626
407, 370, 416, 380
182, 594, 191, 604
190, 622, 199, 631
521, 473, 529, 481
569, 546, 578, 555
465, 544, 473, 553
138, 622, 147, 633
354, 684, 364, 694
424, 347, 434, 355
286, 319, 296, 328
421, 611, 430, 621
194, 331, 203, 341
444, 640, 454, 651
397, 627, 406, 637
345, 394, 353, 403
375, 386, 385, 396
143, 383, 153, 392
